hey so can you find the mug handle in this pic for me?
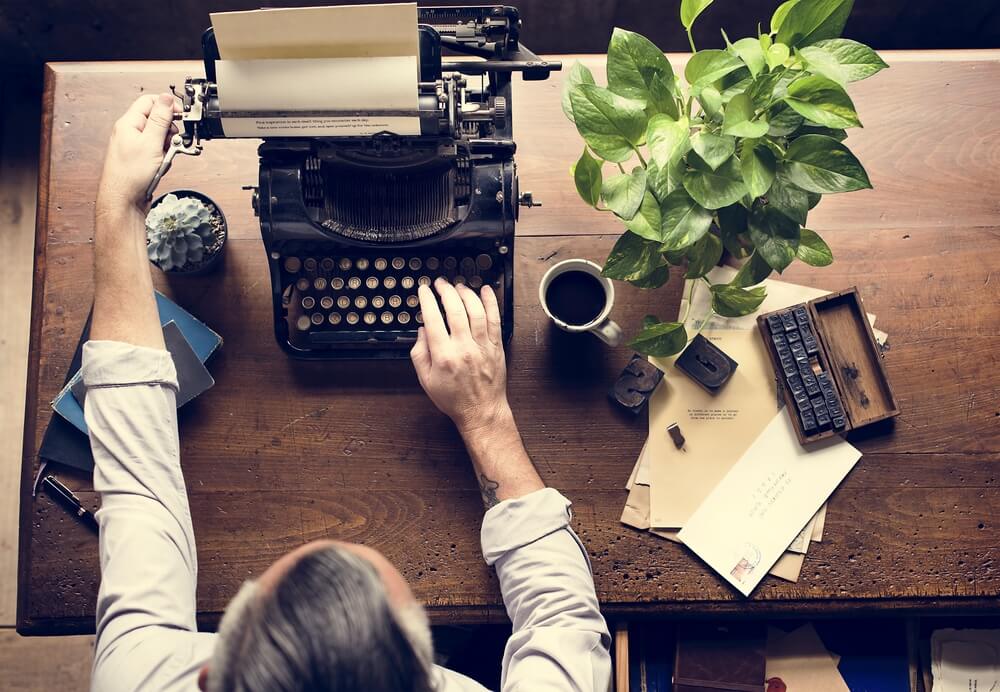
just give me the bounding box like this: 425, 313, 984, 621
590, 318, 624, 346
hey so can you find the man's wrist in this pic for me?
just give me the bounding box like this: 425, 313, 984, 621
456, 401, 516, 441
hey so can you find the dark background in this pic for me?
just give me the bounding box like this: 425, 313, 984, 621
3, 0, 999, 71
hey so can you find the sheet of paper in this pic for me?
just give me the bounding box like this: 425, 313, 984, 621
647, 329, 779, 528
766, 624, 851, 692
211, 3, 419, 60
678, 412, 862, 596
812, 504, 828, 542
625, 442, 651, 490
931, 629, 1000, 692
787, 511, 819, 554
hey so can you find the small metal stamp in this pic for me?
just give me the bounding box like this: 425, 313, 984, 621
609, 354, 664, 415
667, 423, 686, 450
675, 334, 738, 394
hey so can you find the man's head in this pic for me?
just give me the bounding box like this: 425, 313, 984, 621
202, 540, 435, 692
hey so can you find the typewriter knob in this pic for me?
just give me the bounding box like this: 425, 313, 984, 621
518, 191, 541, 208
493, 96, 507, 128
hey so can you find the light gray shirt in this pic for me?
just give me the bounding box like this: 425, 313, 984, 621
82, 340, 611, 691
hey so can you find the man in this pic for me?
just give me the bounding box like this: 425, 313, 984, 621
85, 92, 611, 691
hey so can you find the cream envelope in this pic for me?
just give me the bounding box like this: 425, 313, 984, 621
766, 624, 851, 692
647, 329, 779, 529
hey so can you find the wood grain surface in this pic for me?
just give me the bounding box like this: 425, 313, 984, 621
18, 52, 1000, 634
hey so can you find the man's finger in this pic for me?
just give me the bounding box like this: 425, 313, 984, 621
435, 278, 470, 340
118, 94, 157, 132
410, 326, 432, 383
456, 283, 489, 344
417, 284, 449, 351
142, 93, 178, 145
480, 285, 502, 346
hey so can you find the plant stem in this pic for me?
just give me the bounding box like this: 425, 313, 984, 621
687, 28, 696, 53
681, 278, 697, 325
617, 162, 626, 174
693, 308, 716, 338
633, 148, 648, 167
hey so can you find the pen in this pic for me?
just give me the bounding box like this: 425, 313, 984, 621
42, 475, 99, 532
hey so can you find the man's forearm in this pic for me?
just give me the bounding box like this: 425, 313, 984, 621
460, 406, 544, 509
92, 199, 163, 349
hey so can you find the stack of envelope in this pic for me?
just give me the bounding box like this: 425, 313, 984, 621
621, 267, 888, 593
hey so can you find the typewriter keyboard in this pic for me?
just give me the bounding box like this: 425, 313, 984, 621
275, 249, 505, 351
764, 305, 847, 436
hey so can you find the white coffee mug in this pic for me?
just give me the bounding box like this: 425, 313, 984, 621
538, 258, 623, 346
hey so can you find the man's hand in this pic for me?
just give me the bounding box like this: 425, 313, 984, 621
97, 93, 178, 213
410, 278, 510, 434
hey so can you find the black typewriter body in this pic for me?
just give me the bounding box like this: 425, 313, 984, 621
172, 6, 558, 358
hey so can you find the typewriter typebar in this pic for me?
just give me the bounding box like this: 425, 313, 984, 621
169, 6, 559, 358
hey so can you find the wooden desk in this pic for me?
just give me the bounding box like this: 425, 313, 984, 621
17, 52, 1000, 634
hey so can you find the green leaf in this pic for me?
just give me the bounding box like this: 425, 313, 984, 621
798, 45, 848, 85
683, 154, 747, 210
602, 167, 647, 220
647, 72, 682, 120
784, 134, 872, 193
747, 67, 792, 108
646, 158, 684, 202
718, 204, 753, 259
766, 171, 810, 224
711, 284, 767, 317
732, 251, 773, 287
722, 93, 769, 138
680, 0, 714, 31
629, 263, 671, 289
719, 74, 753, 104
690, 131, 735, 171
697, 86, 723, 120
796, 125, 847, 140
685, 232, 723, 279
685, 50, 745, 88
731, 37, 766, 77
607, 28, 675, 101
659, 188, 714, 251
811, 38, 889, 82
603, 231, 664, 281
777, 0, 854, 48
770, 0, 800, 34
571, 148, 603, 207
569, 84, 647, 162
749, 205, 801, 272
784, 74, 861, 129
765, 42, 791, 70
647, 114, 691, 167
797, 228, 834, 266
561, 61, 596, 123
624, 191, 664, 241
740, 140, 776, 198
767, 103, 804, 136
629, 319, 687, 357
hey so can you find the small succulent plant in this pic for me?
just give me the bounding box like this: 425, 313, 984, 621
146, 193, 219, 271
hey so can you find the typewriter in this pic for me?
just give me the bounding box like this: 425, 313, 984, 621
156, 6, 559, 358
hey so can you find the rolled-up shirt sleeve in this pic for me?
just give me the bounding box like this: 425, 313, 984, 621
481, 488, 612, 692
83, 340, 212, 692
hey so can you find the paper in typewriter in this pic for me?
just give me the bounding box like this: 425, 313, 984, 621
210, 4, 420, 137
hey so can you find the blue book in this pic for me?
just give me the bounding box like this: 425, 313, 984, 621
50, 292, 222, 436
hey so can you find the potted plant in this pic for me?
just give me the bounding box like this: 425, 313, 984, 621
562, 0, 886, 357
146, 190, 227, 274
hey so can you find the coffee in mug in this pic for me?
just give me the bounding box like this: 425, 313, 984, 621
538, 259, 623, 346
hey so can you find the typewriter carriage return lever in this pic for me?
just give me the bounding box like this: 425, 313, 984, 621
161, 5, 558, 359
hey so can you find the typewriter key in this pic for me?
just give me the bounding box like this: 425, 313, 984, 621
356, 258, 370, 271
461, 257, 476, 275
415, 312, 424, 324
371, 295, 385, 309
374, 257, 388, 271
355, 296, 368, 309
348, 276, 362, 290
303, 258, 318, 272
295, 278, 310, 292
283, 257, 302, 273
476, 254, 493, 271
454, 275, 467, 285
331, 277, 345, 290
320, 258, 335, 272
313, 277, 328, 291
383, 276, 397, 290
328, 312, 342, 325
406, 295, 419, 308
346, 312, 360, 325
401, 276, 415, 290
398, 312, 411, 325
469, 275, 483, 289
408, 257, 422, 271
391, 257, 406, 271
365, 276, 379, 290
380, 311, 394, 325
337, 296, 350, 309
320, 296, 334, 310
296, 315, 311, 331
443, 256, 458, 270
301, 296, 316, 310
363, 312, 377, 325
310, 312, 325, 326
417, 275, 431, 286
389, 295, 402, 308
425, 257, 440, 271
339, 258, 352, 271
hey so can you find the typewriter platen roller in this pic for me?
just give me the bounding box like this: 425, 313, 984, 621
168, 5, 559, 358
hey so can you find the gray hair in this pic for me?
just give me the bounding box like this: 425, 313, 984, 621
207, 545, 435, 692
